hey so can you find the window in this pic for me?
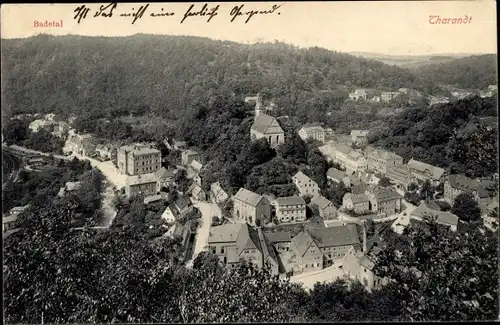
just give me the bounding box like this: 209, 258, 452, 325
221, 247, 224, 254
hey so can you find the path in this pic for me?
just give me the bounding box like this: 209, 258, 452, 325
70, 153, 127, 190
2, 149, 21, 190
391, 199, 417, 234
289, 260, 345, 291
185, 200, 222, 267
100, 182, 118, 227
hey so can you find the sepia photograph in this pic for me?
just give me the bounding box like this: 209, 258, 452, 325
1, 1, 498, 323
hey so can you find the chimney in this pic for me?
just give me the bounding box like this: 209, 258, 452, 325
254, 93, 262, 119
362, 221, 367, 254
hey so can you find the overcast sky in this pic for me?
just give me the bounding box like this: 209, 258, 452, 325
1, 1, 497, 55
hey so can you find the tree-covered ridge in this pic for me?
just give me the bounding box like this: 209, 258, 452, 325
2, 34, 440, 121
369, 95, 498, 177
413, 54, 497, 89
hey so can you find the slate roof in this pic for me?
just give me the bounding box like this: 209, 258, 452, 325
311, 195, 334, 210
264, 231, 292, 243
126, 172, 158, 186
144, 194, 165, 204
301, 126, 325, 135
411, 201, 459, 227
307, 225, 360, 248
208, 224, 244, 243
251, 114, 283, 134
447, 174, 490, 198
275, 196, 306, 206
370, 186, 402, 203
233, 188, 264, 207
291, 231, 315, 257
156, 167, 175, 179
351, 130, 369, 137
292, 171, 317, 186
346, 192, 370, 204
407, 158, 445, 180
257, 228, 279, 265
190, 159, 203, 172
367, 148, 402, 161
327, 168, 346, 180
348, 150, 364, 160
336, 143, 352, 155
351, 183, 367, 194
174, 196, 191, 212
235, 223, 261, 253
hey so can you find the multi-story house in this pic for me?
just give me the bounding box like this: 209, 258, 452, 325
381, 91, 400, 102
327, 168, 351, 187
274, 196, 307, 223
264, 231, 292, 253
342, 193, 370, 214
2, 205, 29, 233
210, 182, 229, 205
117, 144, 161, 176
289, 231, 324, 273
181, 150, 200, 166
410, 200, 460, 232
172, 196, 193, 218
232, 188, 270, 226
342, 224, 388, 291
298, 126, 325, 143
386, 164, 412, 190
207, 224, 279, 274
334, 144, 367, 173
155, 167, 176, 192
95, 144, 118, 162
307, 225, 360, 266
250, 103, 285, 148
310, 195, 337, 220
366, 186, 402, 215
444, 174, 490, 204
365, 147, 403, 174
350, 130, 369, 146
125, 173, 158, 198
407, 158, 446, 184
349, 89, 367, 101
292, 171, 320, 197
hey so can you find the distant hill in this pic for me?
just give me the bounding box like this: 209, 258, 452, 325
1, 34, 439, 121
412, 54, 497, 89
349, 52, 484, 69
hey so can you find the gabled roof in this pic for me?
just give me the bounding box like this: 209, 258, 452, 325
275, 196, 306, 206
411, 201, 459, 227
447, 174, 490, 198
291, 231, 315, 257
351, 183, 367, 194
210, 181, 228, 197
182, 149, 199, 157
335, 143, 352, 155
208, 224, 244, 243
370, 186, 402, 203
351, 130, 369, 137
126, 172, 158, 186
190, 159, 203, 172
174, 196, 191, 211
257, 228, 278, 265
233, 188, 264, 207
292, 171, 317, 186
264, 231, 292, 243
345, 192, 370, 204
236, 223, 261, 253
407, 158, 445, 180
311, 195, 334, 210
327, 168, 346, 180
251, 114, 283, 134
307, 225, 360, 248
156, 167, 175, 179
300, 126, 325, 135
367, 148, 402, 161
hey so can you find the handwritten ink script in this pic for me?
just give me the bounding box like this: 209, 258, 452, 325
73, 3, 283, 24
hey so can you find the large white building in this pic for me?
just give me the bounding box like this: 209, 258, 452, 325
298, 126, 325, 142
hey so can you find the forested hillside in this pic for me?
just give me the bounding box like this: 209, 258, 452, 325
369, 95, 498, 177
412, 54, 497, 89
2, 34, 439, 122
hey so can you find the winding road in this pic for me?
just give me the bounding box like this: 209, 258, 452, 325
2, 148, 21, 190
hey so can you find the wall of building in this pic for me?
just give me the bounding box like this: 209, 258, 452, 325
126, 181, 157, 198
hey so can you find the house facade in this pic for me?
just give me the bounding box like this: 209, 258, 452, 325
307, 225, 360, 266
407, 158, 446, 184
292, 171, 320, 197
156, 167, 176, 192
125, 173, 158, 198
210, 182, 229, 205
274, 196, 307, 223
327, 168, 351, 187
386, 164, 412, 190
298, 126, 325, 143
366, 186, 402, 215
365, 147, 403, 174
181, 150, 200, 166
444, 174, 490, 204
349, 89, 367, 101
117, 144, 161, 176
290, 231, 324, 273
310, 195, 337, 220
381, 91, 400, 102
232, 188, 270, 226
342, 193, 370, 214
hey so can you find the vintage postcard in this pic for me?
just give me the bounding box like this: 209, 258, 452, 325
1, 1, 498, 323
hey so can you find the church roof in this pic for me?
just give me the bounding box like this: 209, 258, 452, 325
251, 114, 284, 134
